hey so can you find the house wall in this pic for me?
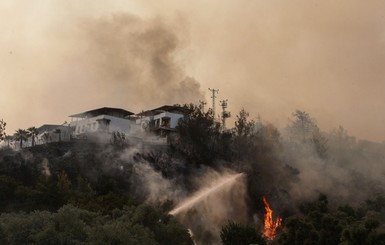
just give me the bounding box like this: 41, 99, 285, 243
136, 112, 183, 130
67, 109, 185, 145
70, 115, 140, 136
36, 126, 73, 144
155, 112, 184, 128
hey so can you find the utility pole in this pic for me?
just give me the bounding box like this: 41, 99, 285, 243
208, 88, 219, 120
199, 100, 207, 113
220, 99, 231, 129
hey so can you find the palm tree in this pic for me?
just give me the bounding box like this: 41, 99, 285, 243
14, 129, 28, 149
27, 126, 39, 146
4, 134, 13, 148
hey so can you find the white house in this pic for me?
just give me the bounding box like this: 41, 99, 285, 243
36, 124, 73, 144
5, 106, 190, 149
61, 105, 189, 144
69, 107, 140, 139
135, 105, 188, 137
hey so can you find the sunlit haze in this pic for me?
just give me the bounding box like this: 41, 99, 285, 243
1, 0, 385, 142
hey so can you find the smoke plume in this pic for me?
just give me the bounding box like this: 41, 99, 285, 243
246, 122, 385, 212
77, 14, 202, 106
281, 136, 385, 208
121, 147, 248, 245
1, 5, 202, 133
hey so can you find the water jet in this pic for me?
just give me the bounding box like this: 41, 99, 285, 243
169, 172, 244, 216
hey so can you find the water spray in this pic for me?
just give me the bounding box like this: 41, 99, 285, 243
169, 173, 245, 216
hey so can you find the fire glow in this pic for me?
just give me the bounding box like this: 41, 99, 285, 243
262, 196, 282, 240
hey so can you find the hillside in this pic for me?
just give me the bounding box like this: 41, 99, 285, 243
1, 106, 385, 244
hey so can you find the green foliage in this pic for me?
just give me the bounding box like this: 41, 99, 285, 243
287, 110, 318, 141
70, 191, 132, 214
220, 221, 267, 245
86, 221, 157, 245
172, 104, 222, 166
299, 194, 329, 215
0, 175, 21, 209
0, 119, 6, 142
0, 205, 96, 244
231, 108, 256, 162
365, 195, 385, 213
234, 108, 255, 137
286, 110, 328, 158
0, 140, 194, 244
279, 194, 385, 245
232, 109, 281, 163
279, 216, 319, 245
0, 204, 193, 245
340, 219, 385, 245
129, 205, 194, 245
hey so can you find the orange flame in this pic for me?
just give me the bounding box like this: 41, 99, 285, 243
262, 196, 282, 240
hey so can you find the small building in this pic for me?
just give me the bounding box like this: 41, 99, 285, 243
66, 105, 188, 144
136, 105, 189, 138
69, 107, 139, 140
36, 124, 73, 144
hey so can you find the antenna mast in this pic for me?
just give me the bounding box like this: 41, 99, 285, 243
208, 88, 219, 120
220, 99, 231, 129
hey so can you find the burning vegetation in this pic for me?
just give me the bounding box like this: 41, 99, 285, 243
262, 196, 282, 240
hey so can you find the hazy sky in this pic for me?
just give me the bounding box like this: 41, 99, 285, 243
1, 0, 385, 142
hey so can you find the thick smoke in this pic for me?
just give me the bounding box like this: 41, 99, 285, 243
102, 144, 183, 204
77, 14, 203, 107
1, 8, 203, 133
282, 136, 385, 208
250, 123, 385, 212
131, 160, 184, 204
119, 145, 248, 244
2, 1, 385, 142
